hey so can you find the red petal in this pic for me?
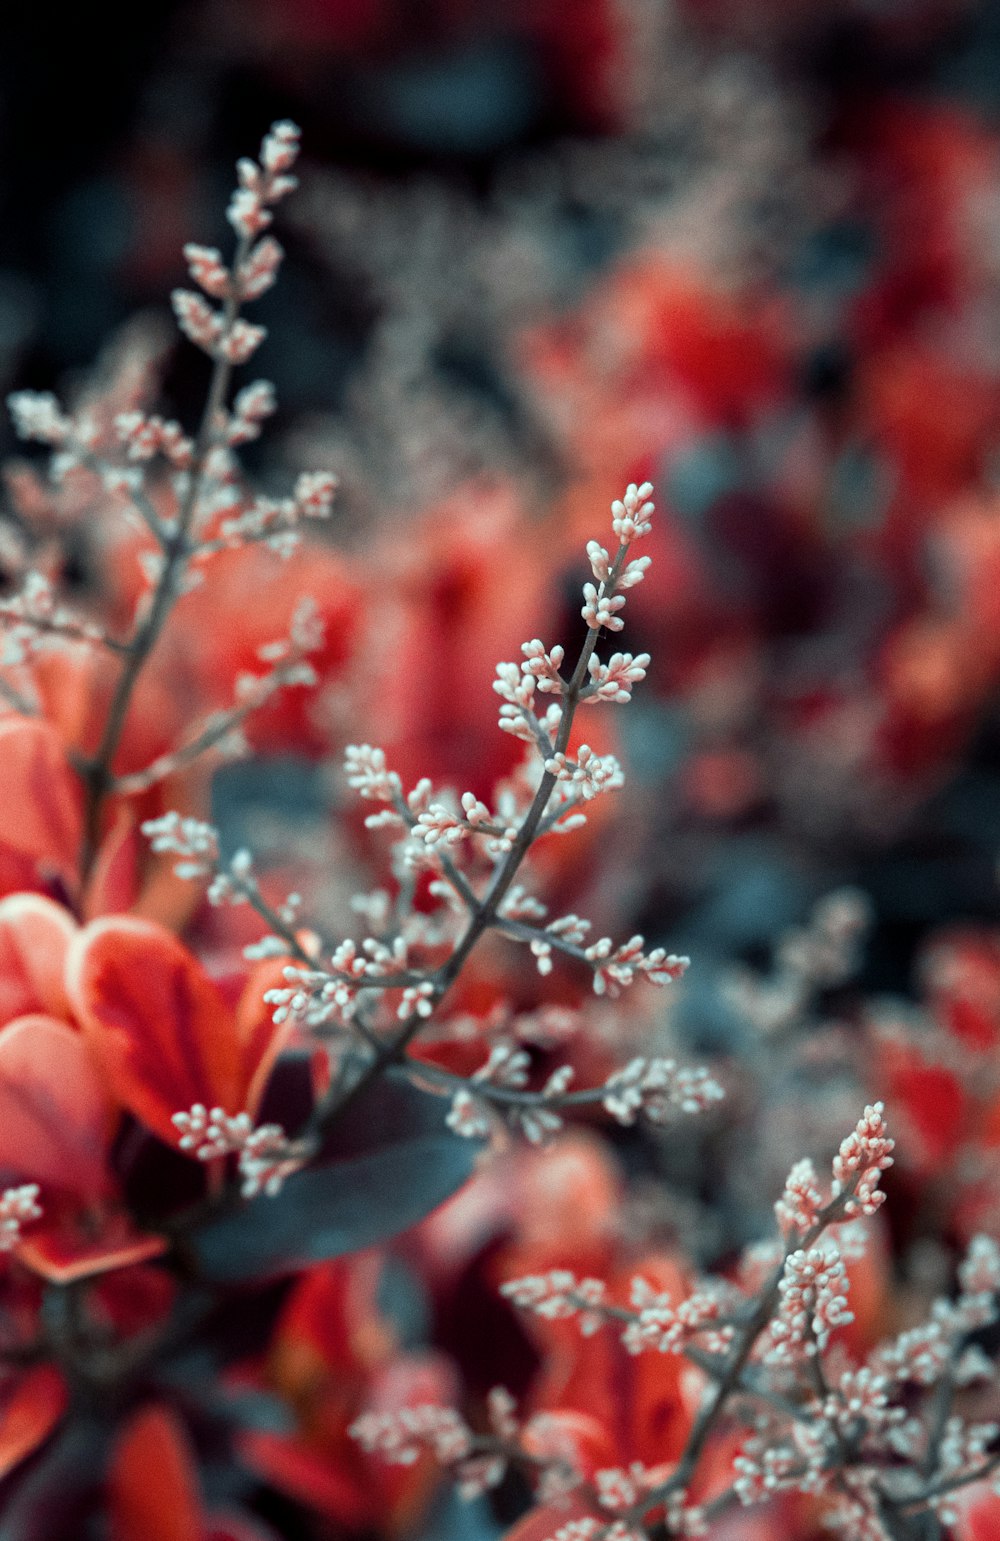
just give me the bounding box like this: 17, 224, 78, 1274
0, 718, 82, 882
67, 917, 248, 1145
0, 1015, 112, 1196
108, 1404, 205, 1541
0, 893, 77, 1026
0, 1364, 68, 1480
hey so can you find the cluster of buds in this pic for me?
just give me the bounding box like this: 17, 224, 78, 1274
875, 1319, 956, 1389
266, 930, 415, 1032
212, 471, 338, 558
141, 813, 220, 879
601, 1056, 722, 1123
172, 122, 300, 367
500, 1271, 609, 1335
413, 791, 519, 857
765, 1241, 854, 1361
733, 1432, 827, 1507
171, 1105, 301, 1198
822, 1367, 908, 1443
237, 1124, 305, 1198
172, 1104, 255, 1159
492, 659, 563, 746
545, 745, 624, 801
443, 1039, 722, 1146
349, 1404, 473, 1468
501, 1269, 737, 1361
343, 743, 404, 806
586, 938, 690, 998
774, 1158, 824, 1240
267, 960, 367, 1031
0, 570, 107, 665
343, 745, 527, 869
957, 1232, 1000, 1306
772, 1106, 895, 1249
351, 1389, 584, 1507
225, 379, 276, 445
621, 1278, 737, 1359
583, 651, 651, 705
7, 391, 73, 446
872, 1233, 1000, 1389
928, 1419, 1000, 1527
722, 887, 873, 1040
831, 1102, 894, 1217
114, 411, 193, 467
591, 1463, 663, 1540
444, 1041, 555, 1141
491, 483, 656, 751
238, 595, 324, 689
542, 1462, 699, 1541
142, 816, 288, 924
124, 603, 323, 796
172, 292, 265, 368
229, 121, 300, 238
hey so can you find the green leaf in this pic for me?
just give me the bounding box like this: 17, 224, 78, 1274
189, 1072, 477, 1282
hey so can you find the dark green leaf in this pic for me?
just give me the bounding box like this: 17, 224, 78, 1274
189, 1073, 478, 1282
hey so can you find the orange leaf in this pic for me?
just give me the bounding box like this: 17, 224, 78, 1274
0, 1364, 68, 1481
108, 1404, 205, 1541
67, 917, 252, 1144
0, 1015, 112, 1196
0, 893, 76, 1026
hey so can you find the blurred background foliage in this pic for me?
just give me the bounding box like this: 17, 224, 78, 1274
6, 0, 1000, 1250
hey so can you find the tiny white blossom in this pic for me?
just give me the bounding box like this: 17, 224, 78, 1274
611, 482, 655, 543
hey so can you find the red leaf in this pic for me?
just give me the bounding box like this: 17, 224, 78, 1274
67, 917, 278, 1145
205, 1514, 279, 1541
0, 893, 76, 1026
238, 1432, 375, 1532
0, 1015, 112, 1196
502, 1499, 593, 1541
237, 956, 295, 1116
17, 1198, 166, 1285
953, 1484, 1000, 1541
0, 718, 82, 883
108, 1404, 205, 1541
0, 1364, 68, 1481
82, 805, 142, 921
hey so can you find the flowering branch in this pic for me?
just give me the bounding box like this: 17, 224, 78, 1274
150, 481, 718, 1226
261, 485, 711, 1165
77, 129, 301, 868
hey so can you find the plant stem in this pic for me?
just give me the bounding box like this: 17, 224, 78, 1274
78, 235, 251, 878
